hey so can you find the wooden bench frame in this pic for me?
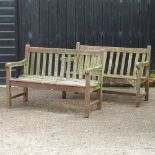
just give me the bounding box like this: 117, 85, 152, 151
76, 42, 151, 106
6, 45, 104, 118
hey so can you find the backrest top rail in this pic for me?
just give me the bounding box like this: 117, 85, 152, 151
79, 45, 150, 53
28, 46, 103, 55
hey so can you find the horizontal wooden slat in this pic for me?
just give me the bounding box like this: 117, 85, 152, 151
80, 45, 149, 54
11, 75, 100, 88
11, 80, 85, 93
29, 47, 101, 55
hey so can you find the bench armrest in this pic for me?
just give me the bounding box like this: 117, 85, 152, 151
136, 61, 150, 79
5, 59, 27, 68
5, 59, 28, 79
85, 65, 103, 75
85, 65, 103, 92
136, 61, 149, 69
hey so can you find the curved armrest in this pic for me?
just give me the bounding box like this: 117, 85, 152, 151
5, 59, 27, 68
85, 65, 102, 75
136, 61, 149, 69
136, 61, 150, 79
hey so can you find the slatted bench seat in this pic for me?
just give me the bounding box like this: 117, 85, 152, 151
6, 45, 103, 118
76, 42, 151, 107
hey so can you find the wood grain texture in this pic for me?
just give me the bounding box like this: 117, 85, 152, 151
6, 45, 103, 118
78, 42, 151, 107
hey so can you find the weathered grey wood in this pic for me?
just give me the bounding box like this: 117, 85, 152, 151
133, 53, 139, 76
42, 53, 47, 76
73, 55, 78, 79
120, 52, 126, 75
54, 54, 59, 77
29, 47, 100, 55
30, 53, 35, 75
77, 42, 151, 107
141, 53, 146, 77
6, 66, 12, 108
107, 52, 114, 75
24, 44, 31, 75
102, 51, 107, 75
66, 55, 71, 79
84, 72, 91, 118
36, 53, 41, 75
91, 55, 97, 80
23, 87, 28, 102
127, 53, 133, 75
11, 93, 25, 99
6, 44, 103, 118
114, 49, 120, 75
79, 55, 84, 79
60, 54, 65, 78
48, 54, 53, 76
96, 88, 102, 110
76, 42, 80, 50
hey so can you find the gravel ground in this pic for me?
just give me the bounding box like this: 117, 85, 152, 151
0, 87, 155, 155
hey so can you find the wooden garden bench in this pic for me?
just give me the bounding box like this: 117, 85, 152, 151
6, 45, 104, 118
76, 42, 151, 107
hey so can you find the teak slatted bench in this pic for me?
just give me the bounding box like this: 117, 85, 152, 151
6, 45, 104, 118
76, 42, 151, 107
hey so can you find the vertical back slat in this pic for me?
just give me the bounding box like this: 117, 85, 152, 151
48, 54, 53, 76
90, 55, 96, 68
84, 55, 91, 71
114, 49, 120, 75
127, 53, 133, 75
133, 53, 139, 76
30, 53, 35, 75
141, 53, 146, 77
107, 52, 114, 75
73, 55, 78, 79
141, 53, 146, 62
42, 53, 47, 76
79, 55, 84, 79
90, 55, 97, 80
54, 54, 59, 76
24, 45, 30, 75
102, 51, 107, 75
120, 52, 126, 75
66, 55, 71, 79
84, 55, 88, 71
60, 54, 65, 78
36, 53, 41, 75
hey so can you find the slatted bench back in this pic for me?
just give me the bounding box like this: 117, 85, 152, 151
24, 45, 103, 80
77, 43, 151, 78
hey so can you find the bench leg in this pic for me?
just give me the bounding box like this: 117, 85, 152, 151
6, 83, 12, 108
6, 66, 12, 108
84, 91, 90, 118
23, 87, 28, 102
62, 91, 66, 99
136, 81, 141, 107
145, 79, 149, 101
97, 88, 102, 110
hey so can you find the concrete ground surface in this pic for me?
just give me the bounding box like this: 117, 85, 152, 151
0, 87, 155, 155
